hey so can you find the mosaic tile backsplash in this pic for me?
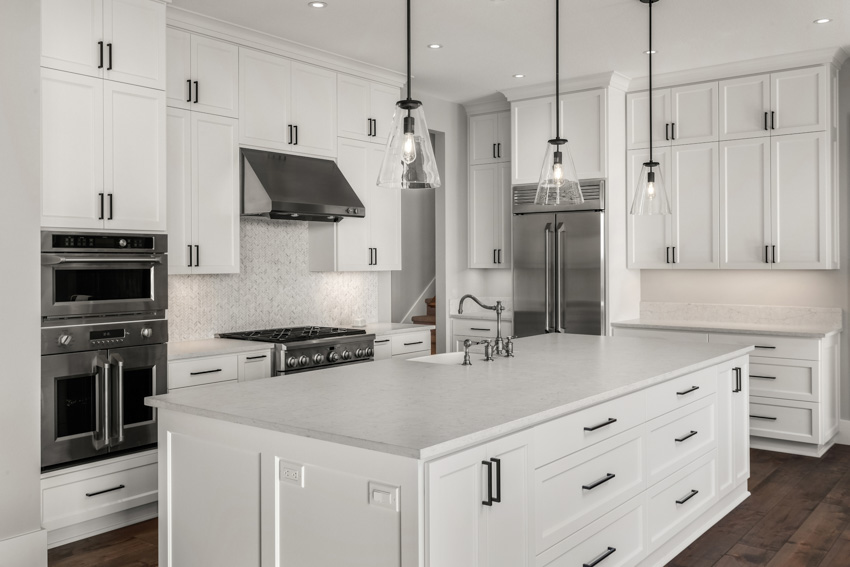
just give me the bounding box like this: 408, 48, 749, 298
168, 217, 379, 342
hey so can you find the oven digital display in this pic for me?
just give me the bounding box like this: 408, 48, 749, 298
90, 329, 125, 340
52, 234, 154, 249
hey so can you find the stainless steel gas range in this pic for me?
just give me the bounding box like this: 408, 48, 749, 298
218, 326, 375, 375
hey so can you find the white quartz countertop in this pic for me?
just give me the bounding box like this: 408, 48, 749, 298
168, 338, 274, 362
364, 323, 435, 336
612, 318, 841, 338
149, 334, 751, 460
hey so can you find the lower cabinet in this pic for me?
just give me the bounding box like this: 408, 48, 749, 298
168, 347, 274, 391
373, 330, 432, 361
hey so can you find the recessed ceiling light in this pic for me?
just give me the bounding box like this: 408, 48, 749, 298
644, 49, 657, 54
814, 18, 831, 24
513, 74, 525, 78
428, 44, 442, 49
308, 1, 327, 8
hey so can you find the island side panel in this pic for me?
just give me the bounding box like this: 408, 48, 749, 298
157, 409, 422, 567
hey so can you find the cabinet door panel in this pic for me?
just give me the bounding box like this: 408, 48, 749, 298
368, 144, 402, 270
627, 89, 670, 150
485, 433, 531, 567
370, 83, 400, 144
719, 74, 770, 141
497, 110, 511, 163
290, 62, 337, 157
104, 0, 166, 90
41, 69, 104, 229
103, 81, 166, 231
335, 139, 372, 271
626, 148, 671, 268
771, 67, 827, 135
469, 165, 499, 269
671, 82, 718, 145
561, 90, 605, 178
166, 108, 192, 274
671, 143, 719, 269
470, 113, 499, 165
771, 132, 827, 269
719, 138, 770, 269
192, 113, 239, 274
191, 35, 239, 118
512, 98, 556, 185
238, 48, 291, 151
165, 27, 191, 110
41, 0, 103, 78
496, 163, 512, 268
337, 74, 371, 141
733, 360, 750, 486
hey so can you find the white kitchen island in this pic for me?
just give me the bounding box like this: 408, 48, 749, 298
146, 333, 753, 567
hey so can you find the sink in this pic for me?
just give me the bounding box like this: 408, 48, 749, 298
408, 352, 473, 365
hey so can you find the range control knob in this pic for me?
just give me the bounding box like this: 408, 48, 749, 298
58, 334, 72, 346
313, 353, 325, 364
355, 348, 364, 358
286, 357, 299, 368
328, 352, 340, 363
141, 328, 153, 339
298, 355, 309, 367
118, 238, 128, 248
365, 347, 374, 358
341, 350, 352, 360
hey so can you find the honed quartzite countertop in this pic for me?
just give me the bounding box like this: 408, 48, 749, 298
149, 334, 751, 460
168, 338, 274, 362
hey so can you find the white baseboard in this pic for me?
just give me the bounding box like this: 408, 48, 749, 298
47, 503, 158, 549
750, 436, 835, 458
0, 529, 47, 567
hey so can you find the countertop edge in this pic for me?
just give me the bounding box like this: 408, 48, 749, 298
611, 319, 841, 338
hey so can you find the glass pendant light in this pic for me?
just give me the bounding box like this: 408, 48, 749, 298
535, 0, 582, 206
630, 0, 671, 215
377, 0, 441, 189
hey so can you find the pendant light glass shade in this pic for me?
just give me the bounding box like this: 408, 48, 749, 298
377, 101, 441, 189
630, 162, 670, 215
535, 140, 582, 205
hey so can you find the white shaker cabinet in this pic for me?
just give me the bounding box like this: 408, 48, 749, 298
469, 163, 511, 269
166, 28, 239, 118
716, 359, 750, 499
626, 147, 671, 269
627, 82, 717, 149
289, 62, 337, 157
627, 89, 671, 151
469, 111, 511, 165
718, 74, 771, 141
511, 97, 556, 185
337, 75, 399, 144
167, 108, 239, 274
42, 0, 166, 91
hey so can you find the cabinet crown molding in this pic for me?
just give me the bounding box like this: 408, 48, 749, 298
463, 96, 510, 116
166, 7, 405, 88
628, 47, 849, 92
500, 71, 630, 102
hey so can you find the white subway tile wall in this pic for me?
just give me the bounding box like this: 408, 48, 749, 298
168, 217, 379, 342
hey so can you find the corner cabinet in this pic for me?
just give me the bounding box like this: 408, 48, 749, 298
308, 138, 401, 272
468, 163, 511, 269
166, 108, 240, 274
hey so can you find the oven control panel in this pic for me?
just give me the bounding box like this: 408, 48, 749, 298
42, 319, 168, 355
279, 335, 375, 374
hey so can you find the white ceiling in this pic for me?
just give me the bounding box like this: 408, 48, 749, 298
172, 0, 850, 104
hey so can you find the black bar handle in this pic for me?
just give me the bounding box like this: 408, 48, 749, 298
470, 328, 492, 332
583, 547, 617, 567
673, 246, 677, 263
676, 385, 700, 396
194, 81, 199, 104
666, 246, 671, 263
187, 245, 192, 268
374, 246, 377, 265
751, 414, 778, 421
374, 339, 390, 344
676, 489, 699, 505
372, 119, 376, 136
195, 245, 199, 267
733, 367, 742, 393
189, 369, 222, 376
672, 122, 676, 140
754, 345, 776, 350
497, 143, 501, 158
187, 79, 192, 102
86, 484, 125, 498
765, 245, 769, 263
490, 457, 501, 503
582, 473, 616, 491
288, 125, 293, 144
498, 249, 502, 264
764, 112, 769, 131
665, 123, 670, 141
751, 375, 776, 380
493, 143, 497, 159
294, 125, 298, 145
107, 193, 113, 220
98, 41, 104, 69
772, 245, 776, 264
368, 118, 372, 136
107, 43, 112, 70
675, 430, 698, 443
404, 341, 424, 346
771, 111, 776, 130
98, 193, 105, 220
246, 355, 267, 360
482, 460, 493, 506
494, 249, 497, 264
584, 418, 617, 432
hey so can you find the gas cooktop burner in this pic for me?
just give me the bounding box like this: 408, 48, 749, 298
220, 326, 367, 344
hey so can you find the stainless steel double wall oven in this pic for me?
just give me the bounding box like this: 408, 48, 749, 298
40, 231, 168, 470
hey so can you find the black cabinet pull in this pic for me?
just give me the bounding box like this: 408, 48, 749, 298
187, 245, 192, 267
246, 355, 267, 360
772, 245, 776, 264
98, 193, 105, 220
497, 143, 501, 158
195, 245, 199, 267
374, 339, 391, 344
673, 246, 677, 263
494, 249, 497, 264
498, 249, 502, 264
288, 125, 293, 144
666, 246, 671, 263
583, 473, 616, 491
98, 41, 104, 69
676, 385, 699, 396
751, 414, 777, 421
765, 245, 769, 263
404, 341, 424, 346
86, 484, 125, 498
493, 143, 497, 159
675, 430, 698, 443
368, 118, 372, 136
733, 367, 742, 393
470, 328, 492, 332
764, 111, 769, 131
584, 418, 617, 432
186, 79, 192, 102
771, 111, 776, 130
583, 547, 617, 567
374, 246, 377, 265
751, 375, 776, 380
294, 125, 298, 145
107, 193, 114, 220
189, 368, 222, 376
490, 457, 501, 503
194, 81, 199, 104
372, 119, 377, 136
754, 345, 776, 350
676, 489, 699, 505
482, 460, 493, 506
107, 43, 112, 70
665, 123, 670, 141
672, 122, 676, 140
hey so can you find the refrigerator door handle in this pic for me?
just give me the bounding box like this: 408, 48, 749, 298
544, 223, 554, 332
556, 222, 566, 333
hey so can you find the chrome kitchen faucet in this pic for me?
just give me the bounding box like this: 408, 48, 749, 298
458, 295, 507, 356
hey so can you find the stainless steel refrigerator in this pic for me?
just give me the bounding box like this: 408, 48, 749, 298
512, 180, 606, 338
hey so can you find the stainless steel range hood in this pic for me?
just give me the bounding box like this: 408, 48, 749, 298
241, 148, 365, 222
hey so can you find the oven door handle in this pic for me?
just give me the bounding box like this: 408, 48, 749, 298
111, 353, 125, 447
93, 355, 110, 451
42, 254, 163, 265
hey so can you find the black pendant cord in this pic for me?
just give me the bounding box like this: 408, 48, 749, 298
555, 0, 560, 144
648, 0, 653, 165
406, 0, 411, 102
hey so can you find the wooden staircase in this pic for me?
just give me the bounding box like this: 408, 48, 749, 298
411, 296, 437, 354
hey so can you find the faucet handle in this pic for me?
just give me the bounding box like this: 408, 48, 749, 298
482, 340, 495, 362
504, 335, 517, 357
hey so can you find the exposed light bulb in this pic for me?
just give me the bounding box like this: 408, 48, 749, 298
402, 132, 416, 164
552, 162, 565, 187
646, 180, 655, 199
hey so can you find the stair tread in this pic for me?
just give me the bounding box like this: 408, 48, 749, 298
412, 315, 436, 325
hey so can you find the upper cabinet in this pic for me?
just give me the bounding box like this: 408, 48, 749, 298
468, 162, 511, 269
42, 0, 165, 91
511, 97, 555, 185
239, 47, 337, 158
627, 81, 718, 149
469, 111, 511, 165
166, 28, 239, 118
337, 75, 399, 144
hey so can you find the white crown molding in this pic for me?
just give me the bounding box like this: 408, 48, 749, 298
463, 94, 510, 116
500, 71, 631, 102
166, 7, 405, 87
628, 47, 849, 92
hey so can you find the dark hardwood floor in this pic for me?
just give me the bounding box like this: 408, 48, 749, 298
47, 445, 850, 567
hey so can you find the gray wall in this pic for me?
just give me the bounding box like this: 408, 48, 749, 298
391, 176, 436, 322
0, 0, 45, 562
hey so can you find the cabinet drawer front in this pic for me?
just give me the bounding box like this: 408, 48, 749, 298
646, 395, 717, 486
452, 319, 513, 339
708, 333, 819, 360
43, 462, 158, 530
390, 331, 432, 355
749, 397, 818, 443
537, 495, 646, 567
169, 355, 238, 390
534, 390, 646, 468
647, 451, 717, 549
237, 350, 274, 381
535, 428, 645, 554
750, 359, 818, 402
645, 366, 716, 420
